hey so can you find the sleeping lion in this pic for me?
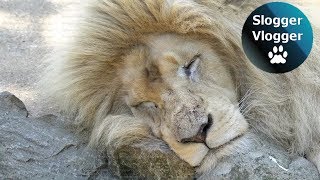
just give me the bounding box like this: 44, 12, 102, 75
44, 0, 320, 176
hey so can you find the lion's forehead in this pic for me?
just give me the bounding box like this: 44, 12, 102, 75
121, 36, 204, 104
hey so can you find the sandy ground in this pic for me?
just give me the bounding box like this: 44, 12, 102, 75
0, 0, 79, 117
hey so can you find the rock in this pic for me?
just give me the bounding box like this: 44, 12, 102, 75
0, 91, 28, 118
0, 92, 115, 179
108, 140, 194, 179
1, 92, 319, 179
199, 134, 320, 180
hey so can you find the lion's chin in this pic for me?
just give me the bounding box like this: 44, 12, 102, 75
205, 112, 249, 149
161, 125, 210, 166
182, 113, 248, 166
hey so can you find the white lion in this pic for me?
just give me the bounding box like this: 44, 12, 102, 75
43, 0, 320, 175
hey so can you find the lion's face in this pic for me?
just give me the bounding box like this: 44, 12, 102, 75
121, 34, 248, 166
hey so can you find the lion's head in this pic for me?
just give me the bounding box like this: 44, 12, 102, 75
46, 0, 252, 168
120, 34, 248, 166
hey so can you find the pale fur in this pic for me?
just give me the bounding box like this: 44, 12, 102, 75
43, 0, 320, 172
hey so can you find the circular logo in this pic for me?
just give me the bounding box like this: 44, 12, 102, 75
242, 2, 313, 73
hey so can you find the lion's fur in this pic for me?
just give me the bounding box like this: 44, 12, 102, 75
44, 0, 320, 169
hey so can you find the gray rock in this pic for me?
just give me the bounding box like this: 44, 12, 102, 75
1, 92, 319, 180
199, 134, 320, 180
0, 91, 29, 118
0, 92, 115, 179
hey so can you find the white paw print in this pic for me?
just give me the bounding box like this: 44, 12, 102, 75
268, 45, 288, 64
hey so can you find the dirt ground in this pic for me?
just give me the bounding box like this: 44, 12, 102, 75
0, 0, 80, 116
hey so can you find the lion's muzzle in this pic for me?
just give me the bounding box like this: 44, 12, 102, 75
180, 114, 213, 144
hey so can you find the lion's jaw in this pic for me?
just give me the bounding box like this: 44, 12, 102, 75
121, 34, 249, 166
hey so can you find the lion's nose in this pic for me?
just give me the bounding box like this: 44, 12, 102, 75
181, 114, 213, 143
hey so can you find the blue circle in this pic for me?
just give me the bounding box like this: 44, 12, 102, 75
242, 2, 313, 73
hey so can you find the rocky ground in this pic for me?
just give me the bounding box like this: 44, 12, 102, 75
1, 92, 319, 179
0, 92, 116, 179
1, 0, 320, 179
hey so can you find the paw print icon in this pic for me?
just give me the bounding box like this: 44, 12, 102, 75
268, 45, 288, 64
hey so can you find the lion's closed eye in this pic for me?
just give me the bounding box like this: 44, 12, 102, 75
183, 54, 201, 69
134, 101, 158, 109
182, 54, 201, 81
